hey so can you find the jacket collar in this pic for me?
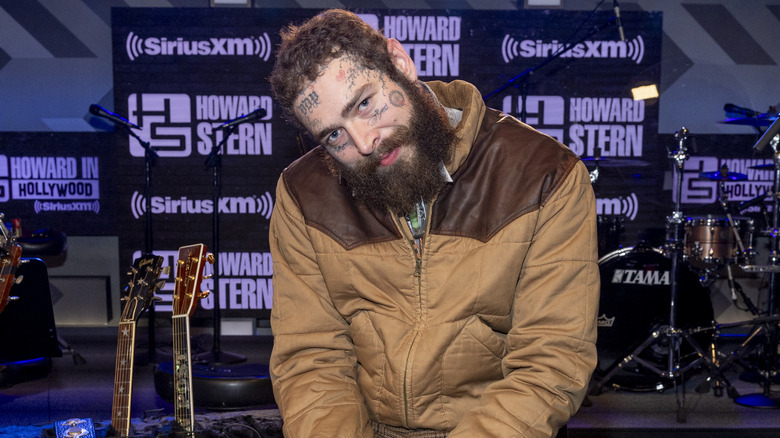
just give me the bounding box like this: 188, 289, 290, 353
425, 80, 487, 177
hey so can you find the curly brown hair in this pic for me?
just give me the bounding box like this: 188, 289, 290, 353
269, 9, 406, 131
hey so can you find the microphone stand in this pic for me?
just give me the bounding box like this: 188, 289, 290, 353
483, 0, 618, 104
196, 124, 246, 365
90, 107, 162, 363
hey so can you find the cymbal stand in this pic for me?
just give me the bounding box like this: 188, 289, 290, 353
734, 127, 780, 408
590, 128, 701, 422
715, 176, 759, 315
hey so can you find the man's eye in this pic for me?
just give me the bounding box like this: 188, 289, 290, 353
327, 129, 342, 143
358, 97, 370, 111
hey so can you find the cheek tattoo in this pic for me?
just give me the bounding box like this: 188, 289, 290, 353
389, 90, 406, 108
332, 138, 353, 154
368, 104, 390, 127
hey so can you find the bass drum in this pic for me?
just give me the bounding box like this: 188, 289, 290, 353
596, 245, 714, 391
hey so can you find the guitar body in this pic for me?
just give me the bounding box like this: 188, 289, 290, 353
171, 244, 212, 437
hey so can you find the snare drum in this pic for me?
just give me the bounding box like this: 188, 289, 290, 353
683, 216, 754, 267
596, 246, 714, 391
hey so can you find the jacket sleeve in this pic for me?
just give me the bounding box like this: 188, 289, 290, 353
268, 175, 374, 438
449, 161, 600, 438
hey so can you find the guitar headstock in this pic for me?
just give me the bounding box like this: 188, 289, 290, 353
0, 213, 22, 315
172, 243, 213, 317
121, 254, 167, 323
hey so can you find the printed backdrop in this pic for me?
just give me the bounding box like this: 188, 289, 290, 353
3, 8, 672, 322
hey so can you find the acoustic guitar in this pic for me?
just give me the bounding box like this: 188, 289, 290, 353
171, 243, 212, 437
0, 214, 22, 315
109, 254, 167, 437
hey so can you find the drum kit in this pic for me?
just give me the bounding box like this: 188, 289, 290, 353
588, 115, 780, 422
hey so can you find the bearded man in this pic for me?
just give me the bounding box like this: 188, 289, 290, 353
268, 9, 599, 438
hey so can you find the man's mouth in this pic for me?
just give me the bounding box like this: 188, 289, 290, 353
379, 147, 401, 167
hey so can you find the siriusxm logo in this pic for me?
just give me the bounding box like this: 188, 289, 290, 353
125, 32, 272, 61
502, 35, 645, 64
130, 192, 273, 220
596, 193, 638, 220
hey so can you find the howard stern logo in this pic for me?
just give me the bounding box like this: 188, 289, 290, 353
125, 31, 272, 61
126, 93, 273, 158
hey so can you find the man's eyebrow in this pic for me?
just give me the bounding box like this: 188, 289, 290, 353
312, 83, 372, 143
342, 83, 371, 118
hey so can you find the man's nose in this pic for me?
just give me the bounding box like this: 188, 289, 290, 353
348, 125, 379, 156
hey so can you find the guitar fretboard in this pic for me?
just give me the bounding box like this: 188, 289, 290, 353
111, 320, 136, 437
173, 314, 195, 436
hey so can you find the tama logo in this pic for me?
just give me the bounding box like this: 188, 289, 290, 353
125, 32, 272, 61
502, 35, 645, 64
611, 268, 670, 285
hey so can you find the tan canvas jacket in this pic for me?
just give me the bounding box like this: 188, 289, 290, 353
269, 80, 600, 438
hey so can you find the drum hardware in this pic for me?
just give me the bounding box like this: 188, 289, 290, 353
591, 127, 703, 423
732, 115, 780, 408
694, 315, 780, 400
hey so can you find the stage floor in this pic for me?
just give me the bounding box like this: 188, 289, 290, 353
1, 326, 780, 437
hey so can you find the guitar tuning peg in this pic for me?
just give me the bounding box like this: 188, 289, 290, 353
120, 295, 128, 302
155, 280, 166, 290
8, 296, 18, 301
206, 253, 215, 264
162, 266, 172, 275
13, 275, 23, 285
199, 290, 210, 299
153, 296, 163, 303
204, 274, 213, 280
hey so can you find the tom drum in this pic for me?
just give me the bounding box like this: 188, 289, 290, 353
683, 215, 754, 267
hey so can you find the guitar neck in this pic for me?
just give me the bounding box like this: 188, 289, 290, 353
173, 314, 195, 436
111, 320, 137, 437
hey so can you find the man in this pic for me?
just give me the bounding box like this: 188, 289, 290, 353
268, 9, 599, 438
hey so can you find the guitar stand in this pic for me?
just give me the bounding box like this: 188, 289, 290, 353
57, 334, 86, 365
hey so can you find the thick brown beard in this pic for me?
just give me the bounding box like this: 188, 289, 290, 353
325, 80, 457, 215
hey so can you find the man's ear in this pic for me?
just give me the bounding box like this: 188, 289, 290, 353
387, 38, 417, 82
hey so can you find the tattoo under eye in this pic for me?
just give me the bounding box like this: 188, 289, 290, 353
368, 104, 390, 127
332, 138, 352, 154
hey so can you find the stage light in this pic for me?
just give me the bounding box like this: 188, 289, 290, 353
631, 84, 659, 101
525, 0, 563, 8
211, 0, 251, 6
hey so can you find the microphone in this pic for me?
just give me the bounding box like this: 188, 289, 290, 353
724, 103, 760, 117
613, 0, 625, 42
214, 108, 267, 130
89, 104, 140, 130
754, 116, 780, 152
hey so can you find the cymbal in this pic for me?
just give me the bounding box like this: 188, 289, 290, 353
720, 112, 779, 127
581, 156, 651, 167
741, 264, 780, 273
699, 171, 748, 181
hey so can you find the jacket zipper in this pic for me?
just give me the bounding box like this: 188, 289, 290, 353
400, 204, 427, 427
